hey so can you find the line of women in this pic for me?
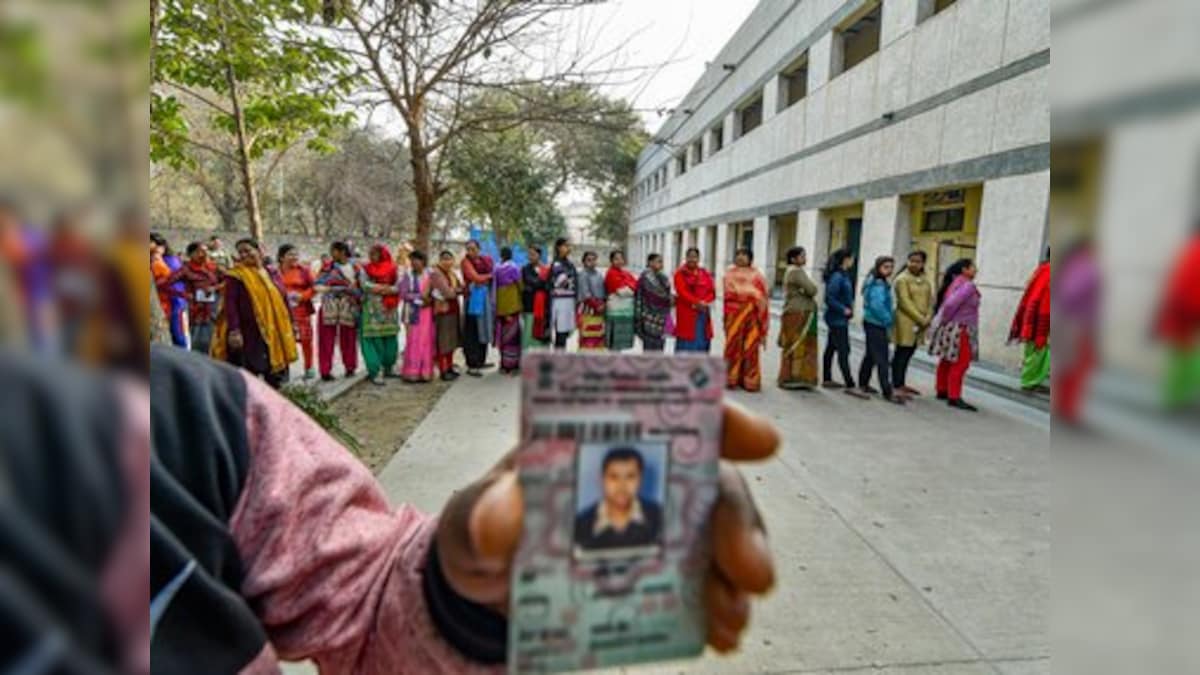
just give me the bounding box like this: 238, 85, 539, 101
166, 232, 987, 410
816, 247, 982, 410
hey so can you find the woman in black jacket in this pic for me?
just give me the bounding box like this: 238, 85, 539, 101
520, 245, 551, 349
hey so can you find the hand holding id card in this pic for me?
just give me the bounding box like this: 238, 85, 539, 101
510, 352, 725, 674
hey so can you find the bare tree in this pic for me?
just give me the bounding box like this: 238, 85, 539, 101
330, 0, 646, 252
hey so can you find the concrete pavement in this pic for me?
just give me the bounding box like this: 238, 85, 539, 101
286, 326, 1049, 674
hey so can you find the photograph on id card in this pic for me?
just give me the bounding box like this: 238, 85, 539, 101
509, 352, 724, 674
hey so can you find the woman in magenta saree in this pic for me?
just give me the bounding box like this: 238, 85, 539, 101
398, 251, 435, 382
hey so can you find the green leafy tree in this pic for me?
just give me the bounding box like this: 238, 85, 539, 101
444, 83, 647, 248
445, 122, 563, 246
152, 0, 354, 241
330, 0, 654, 254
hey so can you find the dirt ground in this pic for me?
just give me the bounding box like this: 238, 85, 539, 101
329, 378, 453, 474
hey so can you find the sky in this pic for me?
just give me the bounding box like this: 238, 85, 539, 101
550, 0, 761, 136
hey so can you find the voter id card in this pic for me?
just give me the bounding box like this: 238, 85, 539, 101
509, 352, 724, 674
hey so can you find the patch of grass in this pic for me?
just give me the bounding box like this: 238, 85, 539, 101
281, 383, 363, 453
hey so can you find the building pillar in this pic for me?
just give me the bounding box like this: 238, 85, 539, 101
714, 222, 730, 287
859, 195, 912, 314
752, 215, 770, 282
696, 225, 711, 273
796, 209, 823, 273
762, 79, 779, 123
765, 218, 781, 290
881, 0, 926, 48
663, 229, 677, 273
723, 111, 736, 146
808, 32, 838, 92
975, 171, 1051, 371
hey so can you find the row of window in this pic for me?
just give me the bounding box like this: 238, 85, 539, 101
634, 0, 958, 205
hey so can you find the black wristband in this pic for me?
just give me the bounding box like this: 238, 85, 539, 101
421, 542, 508, 664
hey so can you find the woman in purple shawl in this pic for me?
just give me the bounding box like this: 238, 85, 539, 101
493, 246, 523, 374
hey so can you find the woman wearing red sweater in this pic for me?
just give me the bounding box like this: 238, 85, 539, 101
673, 247, 716, 353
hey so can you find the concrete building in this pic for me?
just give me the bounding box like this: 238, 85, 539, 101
627, 0, 1048, 371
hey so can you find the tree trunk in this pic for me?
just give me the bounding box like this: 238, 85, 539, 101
406, 113, 436, 254
220, 24, 264, 242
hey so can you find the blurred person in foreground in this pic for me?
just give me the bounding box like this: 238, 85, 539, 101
48, 209, 103, 358
1053, 240, 1101, 424
210, 238, 297, 389
1009, 254, 1052, 392
1154, 223, 1200, 410
0, 200, 52, 349
152, 346, 783, 672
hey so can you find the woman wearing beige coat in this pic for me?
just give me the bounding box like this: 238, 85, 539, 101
891, 251, 935, 395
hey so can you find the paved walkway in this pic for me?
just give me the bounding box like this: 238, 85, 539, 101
286, 326, 1049, 675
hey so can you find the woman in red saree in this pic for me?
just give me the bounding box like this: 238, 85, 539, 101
674, 247, 716, 353
723, 248, 771, 392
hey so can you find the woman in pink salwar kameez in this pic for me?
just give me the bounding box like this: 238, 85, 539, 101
399, 251, 436, 383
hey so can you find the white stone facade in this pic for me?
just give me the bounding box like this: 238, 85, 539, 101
627, 0, 1049, 371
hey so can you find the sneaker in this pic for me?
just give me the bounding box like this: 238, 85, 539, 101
948, 399, 978, 411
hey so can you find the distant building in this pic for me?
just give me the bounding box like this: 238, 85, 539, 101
562, 197, 608, 252
627, 0, 1048, 371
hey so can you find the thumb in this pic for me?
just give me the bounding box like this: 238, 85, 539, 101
468, 470, 524, 560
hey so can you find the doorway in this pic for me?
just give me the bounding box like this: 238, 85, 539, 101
828, 214, 863, 293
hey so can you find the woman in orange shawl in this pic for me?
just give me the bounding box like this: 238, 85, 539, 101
278, 244, 317, 380
723, 248, 771, 392
211, 238, 298, 389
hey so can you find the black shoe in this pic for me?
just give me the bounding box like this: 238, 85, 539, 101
948, 399, 978, 411
936, 391, 948, 400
